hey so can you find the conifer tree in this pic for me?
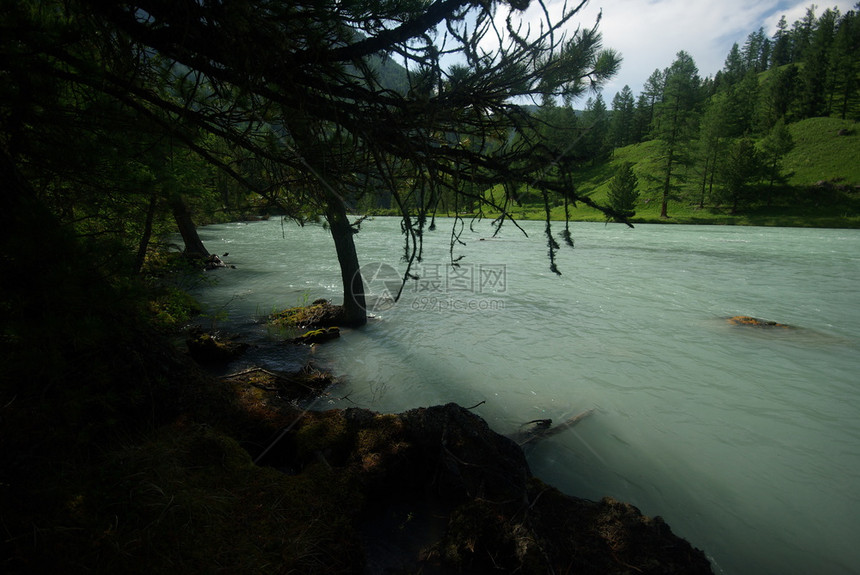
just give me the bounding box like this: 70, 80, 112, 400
638, 69, 666, 134
742, 28, 770, 74
718, 136, 762, 213
800, 7, 840, 117
766, 64, 801, 122
831, 6, 860, 120
652, 51, 700, 218
632, 92, 653, 143
721, 43, 746, 87
607, 162, 639, 219
829, 7, 859, 119
580, 93, 611, 163
609, 85, 636, 148
759, 118, 795, 205
771, 15, 792, 67
696, 96, 730, 208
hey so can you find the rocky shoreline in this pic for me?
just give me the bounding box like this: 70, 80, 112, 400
173, 301, 717, 573
219, 360, 715, 574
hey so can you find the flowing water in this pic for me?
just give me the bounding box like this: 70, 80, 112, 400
192, 217, 860, 575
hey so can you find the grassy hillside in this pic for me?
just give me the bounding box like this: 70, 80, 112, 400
783, 117, 859, 186
484, 117, 859, 228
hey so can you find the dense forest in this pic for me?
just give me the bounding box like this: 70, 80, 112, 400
494, 4, 860, 225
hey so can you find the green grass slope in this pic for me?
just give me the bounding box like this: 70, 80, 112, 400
491, 117, 859, 228
783, 117, 859, 186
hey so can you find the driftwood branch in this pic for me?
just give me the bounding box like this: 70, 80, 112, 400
220, 366, 281, 379
219, 365, 328, 396
516, 409, 595, 446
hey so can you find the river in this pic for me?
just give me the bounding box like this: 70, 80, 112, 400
191, 217, 860, 575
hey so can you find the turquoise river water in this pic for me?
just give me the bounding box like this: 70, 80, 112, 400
191, 217, 860, 575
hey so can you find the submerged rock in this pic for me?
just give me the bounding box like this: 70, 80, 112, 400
291, 326, 340, 345
726, 315, 793, 328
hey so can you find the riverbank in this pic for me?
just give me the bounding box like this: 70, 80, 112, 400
185, 307, 716, 572
364, 204, 860, 229
161, 342, 718, 573
221, 358, 715, 574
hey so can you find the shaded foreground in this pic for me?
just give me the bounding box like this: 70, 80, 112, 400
1, 334, 713, 573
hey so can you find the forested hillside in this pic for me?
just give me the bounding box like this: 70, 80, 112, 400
505, 115, 858, 227
465, 5, 859, 227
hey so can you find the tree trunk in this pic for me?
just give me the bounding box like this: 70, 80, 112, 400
325, 200, 367, 326
170, 196, 209, 258
286, 111, 367, 326
698, 154, 709, 209
135, 193, 159, 274
660, 149, 673, 219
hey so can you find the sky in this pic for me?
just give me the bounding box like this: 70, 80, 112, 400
499, 0, 856, 105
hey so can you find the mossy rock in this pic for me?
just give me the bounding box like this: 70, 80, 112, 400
270, 300, 345, 328
291, 326, 340, 345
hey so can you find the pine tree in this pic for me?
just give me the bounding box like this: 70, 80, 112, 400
829, 7, 860, 120
799, 8, 837, 117
696, 96, 731, 208
632, 92, 653, 143
724, 70, 761, 135
742, 28, 770, 73
792, 6, 819, 62
722, 43, 746, 87
762, 64, 801, 123
758, 118, 795, 205
609, 85, 636, 148
5, 0, 625, 324
638, 69, 666, 134
718, 136, 762, 214
580, 93, 611, 164
652, 51, 701, 218
771, 15, 792, 67
607, 162, 639, 219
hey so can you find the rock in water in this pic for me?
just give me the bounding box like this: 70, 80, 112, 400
291, 326, 340, 345
726, 315, 792, 328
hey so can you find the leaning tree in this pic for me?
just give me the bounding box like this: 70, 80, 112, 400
7, 0, 626, 325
